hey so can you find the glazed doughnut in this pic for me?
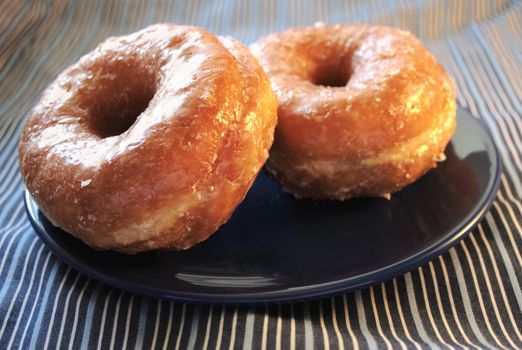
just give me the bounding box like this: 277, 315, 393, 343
19, 24, 277, 253
251, 24, 456, 200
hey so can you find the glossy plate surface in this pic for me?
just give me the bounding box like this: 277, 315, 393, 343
25, 108, 501, 303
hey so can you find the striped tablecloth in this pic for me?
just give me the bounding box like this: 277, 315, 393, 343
1, 0, 521, 349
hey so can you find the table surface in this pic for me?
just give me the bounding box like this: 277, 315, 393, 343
1, 0, 521, 349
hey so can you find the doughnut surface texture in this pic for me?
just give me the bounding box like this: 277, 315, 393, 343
19, 24, 277, 253
251, 24, 456, 200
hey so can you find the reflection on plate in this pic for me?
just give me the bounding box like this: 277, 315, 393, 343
25, 108, 501, 303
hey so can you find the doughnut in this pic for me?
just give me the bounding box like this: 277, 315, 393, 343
19, 24, 277, 253
251, 24, 456, 200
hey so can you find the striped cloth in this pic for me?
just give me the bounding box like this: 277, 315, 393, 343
1, 0, 521, 348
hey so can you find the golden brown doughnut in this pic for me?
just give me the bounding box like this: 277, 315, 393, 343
251, 24, 456, 200
19, 24, 277, 253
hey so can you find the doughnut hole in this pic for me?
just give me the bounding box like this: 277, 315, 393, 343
80, 59, 157, 138
309, 52, 353, 88
311, 64, 351, 87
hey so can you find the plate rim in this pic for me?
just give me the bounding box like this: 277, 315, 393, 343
23, 112, 503, 303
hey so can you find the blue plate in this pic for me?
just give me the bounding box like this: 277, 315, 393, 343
24, 108, 501, 303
